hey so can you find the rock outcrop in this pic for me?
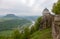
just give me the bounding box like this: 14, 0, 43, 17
40, 8, 60, 39
40, 8, 54, 29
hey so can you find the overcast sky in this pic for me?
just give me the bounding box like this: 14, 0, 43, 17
0, 0, 57, 16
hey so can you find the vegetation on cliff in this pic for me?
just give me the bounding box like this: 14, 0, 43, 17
30, 28, 52, 39
52, 0, 60, 14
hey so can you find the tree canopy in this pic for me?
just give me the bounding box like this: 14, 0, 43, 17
52, 0, 60, 14
34, 16, 42, 31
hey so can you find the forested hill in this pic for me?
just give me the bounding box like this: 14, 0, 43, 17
3, 14, 19, 18
0, 14, 39, 21
0, 19, 32, 31
0, 14, 33, 31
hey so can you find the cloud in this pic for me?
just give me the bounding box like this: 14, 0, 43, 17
41, 0, 57, 10
0, 0, 57, 16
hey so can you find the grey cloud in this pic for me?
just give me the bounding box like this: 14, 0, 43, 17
41, 0, 57, 9
0, 5, 33, 14
0, 0, 57, 16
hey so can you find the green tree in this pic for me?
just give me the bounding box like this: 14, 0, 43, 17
52, 0, 60, 14
34, 17, 42, 31
30, 26, 36, 34
12, 29, 21, 39
23, 27, 30, 39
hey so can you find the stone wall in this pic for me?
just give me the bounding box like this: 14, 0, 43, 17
52, 15, 60, 39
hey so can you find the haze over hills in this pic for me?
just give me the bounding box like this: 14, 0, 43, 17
0, 14, 39, 21
0, 14, 39, 31
0, 15, 32, 31
3, 14, 19, 18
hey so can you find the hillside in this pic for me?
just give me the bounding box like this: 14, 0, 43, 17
0, 14, 35, 31
22, 16, 39, 21
30, 28, 53, 39
0, 19, 32, 31
3, 14, 19, 18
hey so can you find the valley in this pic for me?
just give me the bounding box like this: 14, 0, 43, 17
0, 14, 39, 39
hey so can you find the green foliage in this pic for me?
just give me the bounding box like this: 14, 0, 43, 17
52, 0, 60, 14
34, 17, 42, 31
0, 30, 14, 39
0, 19, 31, 31
23, 27, 31, 39
0, 16, 52, 39
12, 29, 21, 39
30, 28, 52, 39
30, 26, 36, 34
0, 27, 52, 39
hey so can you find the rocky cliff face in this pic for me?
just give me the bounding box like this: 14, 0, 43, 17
40, 8, 60, 39
40, 8, 54, 29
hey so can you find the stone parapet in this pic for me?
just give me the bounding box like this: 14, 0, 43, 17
54, 15, 60, 22
52, 15, 60, 39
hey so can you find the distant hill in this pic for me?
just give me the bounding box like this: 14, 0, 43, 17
0, 14, 34, 31
1, 14, 39, 21
3, 14, 19, 18
0, 19, 32, 31
21, 16, 39, 21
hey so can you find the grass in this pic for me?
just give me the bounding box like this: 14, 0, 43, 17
30, 28, 53, 39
